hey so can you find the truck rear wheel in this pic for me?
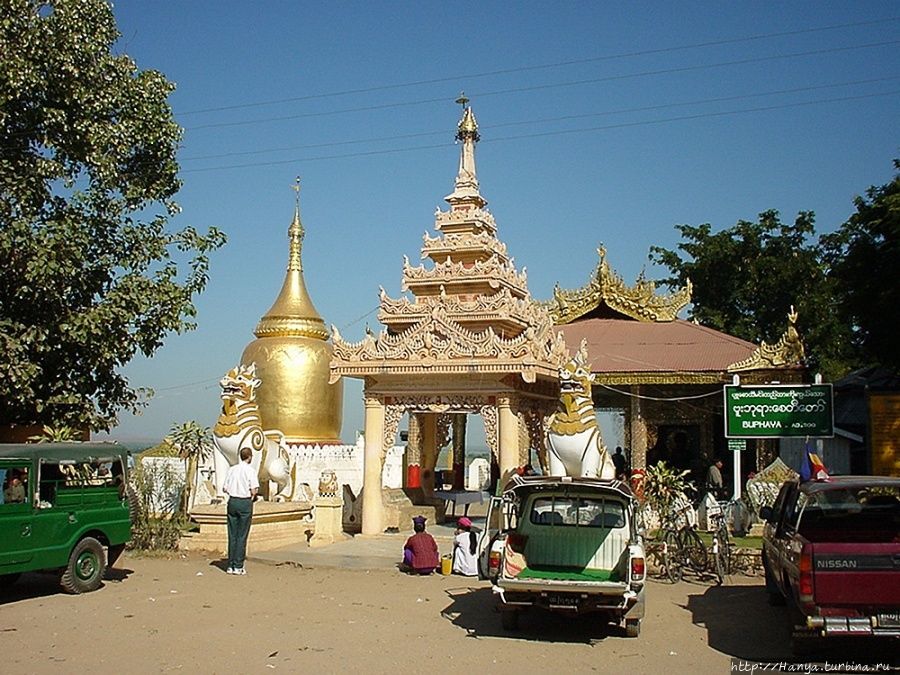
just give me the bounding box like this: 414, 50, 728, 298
763, 561, 785, 606
500, 610, 520, 631
624, 619, 641, 638
61, 537, 106, 594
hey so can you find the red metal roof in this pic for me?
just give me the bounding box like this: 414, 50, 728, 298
557, 318, 757, 373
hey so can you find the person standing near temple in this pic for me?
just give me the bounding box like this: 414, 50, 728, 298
706, 457, 725, 500
223, 447, 259, 575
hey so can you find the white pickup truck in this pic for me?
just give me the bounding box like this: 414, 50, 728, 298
478, 474, 646, 636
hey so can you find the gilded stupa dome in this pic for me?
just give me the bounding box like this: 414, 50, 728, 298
240, 185, 343, 444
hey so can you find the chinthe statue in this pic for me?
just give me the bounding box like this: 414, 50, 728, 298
212, 363, 296, 500
545, 340, 616, 479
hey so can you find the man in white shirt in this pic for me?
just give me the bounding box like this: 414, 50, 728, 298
222, 447, 259, 575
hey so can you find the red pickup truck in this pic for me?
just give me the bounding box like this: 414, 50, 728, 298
761, 476, 900, 653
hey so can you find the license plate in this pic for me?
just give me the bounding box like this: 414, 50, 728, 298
547, 594, 579, 607
878, 613, 900, 627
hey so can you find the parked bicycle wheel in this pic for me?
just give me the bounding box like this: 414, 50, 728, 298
717, 522, 733, 576
662, 530, 683, 583
711, 533, 726, 585
682, 527, 708, 572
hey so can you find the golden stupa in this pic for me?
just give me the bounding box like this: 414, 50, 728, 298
241, 183, 343, 444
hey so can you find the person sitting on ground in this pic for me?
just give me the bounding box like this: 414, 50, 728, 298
402, 515, 439, 575
451, 516, 479, 576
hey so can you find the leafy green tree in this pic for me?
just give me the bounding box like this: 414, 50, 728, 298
821, 160, 900, 371
168, 420, 212, 517
0, 0, 226, 432
649, 210, 851, 378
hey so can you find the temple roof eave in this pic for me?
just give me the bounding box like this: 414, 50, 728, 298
547, 247, 692, 324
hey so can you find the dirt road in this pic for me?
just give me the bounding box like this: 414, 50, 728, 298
0, 554, 895, 674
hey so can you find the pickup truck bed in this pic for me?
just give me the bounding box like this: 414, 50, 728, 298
482, 476, 646, 635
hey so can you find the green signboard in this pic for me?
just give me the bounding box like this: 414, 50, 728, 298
724, 384, 833, 438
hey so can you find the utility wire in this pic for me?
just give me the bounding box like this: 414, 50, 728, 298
175, 16, 900, 116
598, 383, 723, 402
180, 76, 900, 162
183, 39, 900, 131
180, 89, 900, 174
148, 306, 381, 395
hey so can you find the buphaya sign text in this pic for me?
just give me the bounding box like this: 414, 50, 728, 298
724, 384, 834, 438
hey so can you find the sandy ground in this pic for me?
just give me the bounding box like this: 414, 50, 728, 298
1, 553, 896, 674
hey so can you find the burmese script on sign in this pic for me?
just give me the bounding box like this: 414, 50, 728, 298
724, 384, 834, 438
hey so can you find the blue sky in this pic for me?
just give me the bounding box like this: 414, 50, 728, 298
100, 1, 900, 446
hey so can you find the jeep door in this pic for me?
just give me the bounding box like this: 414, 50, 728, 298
0, 459, 35, 568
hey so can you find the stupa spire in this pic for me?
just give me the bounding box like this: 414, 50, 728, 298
254, 179, 327, 340
446, 93, 486, 209
288, 176, 305, 272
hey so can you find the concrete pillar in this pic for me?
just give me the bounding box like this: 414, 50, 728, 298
421, 413, 438, 499
498, 396, 519, 478
630, 385, 648, 470
452, 414, 466, 490
361, 396, 386, 536
628, 386, 649, 499
405, 413, 422, 488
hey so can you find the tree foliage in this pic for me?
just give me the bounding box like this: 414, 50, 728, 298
168, 420, 212, 517
0, 0, 226, 431
649, 210, 850, 376
820, 160, 900, 371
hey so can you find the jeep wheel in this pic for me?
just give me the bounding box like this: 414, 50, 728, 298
61, 537, 106, 594
500, 609, 520, 631
624, 619, 641, 638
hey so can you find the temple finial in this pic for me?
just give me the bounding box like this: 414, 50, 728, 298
446, 97, 484, 207
288, 176, 305, 272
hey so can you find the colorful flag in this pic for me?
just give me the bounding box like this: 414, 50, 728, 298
799, 443, 829, 481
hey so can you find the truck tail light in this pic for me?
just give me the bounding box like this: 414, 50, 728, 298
798, 547, 814, 605
489, 549, 501, 572
631, 556, 645, 581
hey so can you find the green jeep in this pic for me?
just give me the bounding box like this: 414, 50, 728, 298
0, 442, 134, 594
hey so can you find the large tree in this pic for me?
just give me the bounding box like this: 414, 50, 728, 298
820, 160, 900, 371
649, 210, 851, 379
0, 0, 225, 432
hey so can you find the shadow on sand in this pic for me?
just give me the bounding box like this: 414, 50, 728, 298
687, 583, 898, 667
0, 565, 135, 605
440, 584, 623, 644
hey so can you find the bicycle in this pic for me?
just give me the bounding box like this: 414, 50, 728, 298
707, 503, 732, 585
659, 498, 708, 583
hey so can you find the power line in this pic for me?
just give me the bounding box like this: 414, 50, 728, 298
598, 383, 722, 402
183, 39, 900, 132
175, 16, 900, 116
180, 89, 900, 174
179, 76, 900, 162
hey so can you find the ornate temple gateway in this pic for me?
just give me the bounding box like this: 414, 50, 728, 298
547, 250, 806, 484
330, 101, 567, 535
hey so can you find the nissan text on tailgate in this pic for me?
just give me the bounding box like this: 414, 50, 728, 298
479, 475, 645, 636
761, 476, 900, 653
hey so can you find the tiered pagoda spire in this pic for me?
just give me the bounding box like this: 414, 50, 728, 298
331, 102, 566, 384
